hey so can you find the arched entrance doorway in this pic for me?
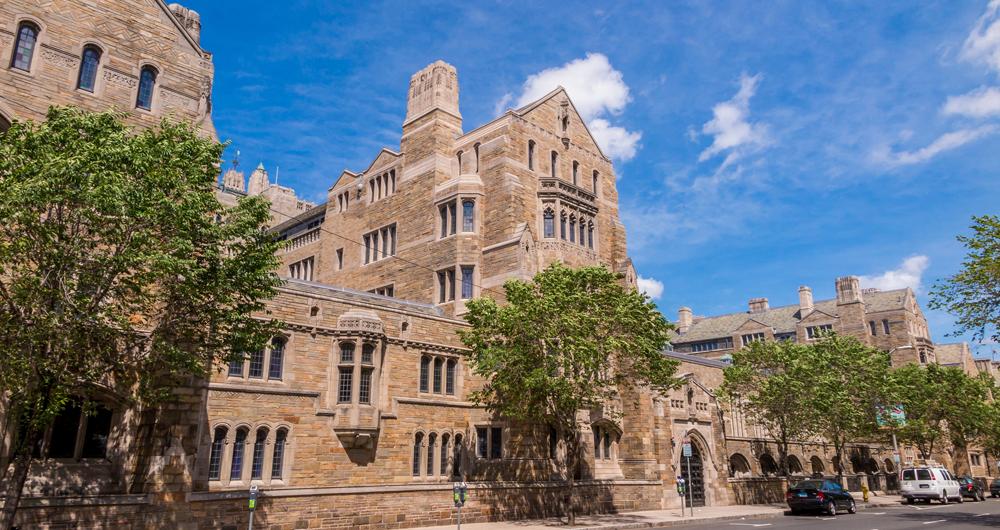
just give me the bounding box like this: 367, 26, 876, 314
681, 442, 706, 507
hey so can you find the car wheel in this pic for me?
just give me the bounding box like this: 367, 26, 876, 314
827, 500, 837, 516
906, 497, 915, 505
941, 491, 948, 504
847, 499, 857, 514
789, 508, 800, 515
957, 491, 964, 503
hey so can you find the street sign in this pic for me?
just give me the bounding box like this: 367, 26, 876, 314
682, 443, 692, 458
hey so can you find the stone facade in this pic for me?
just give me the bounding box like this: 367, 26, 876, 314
269, 60, 635, 316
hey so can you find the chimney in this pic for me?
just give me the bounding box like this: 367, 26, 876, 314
798, 286, 814, 314
168, 3, 202, 44
678, 307, 693, 333
835, 276, 863, 305
748, 297, 769, 313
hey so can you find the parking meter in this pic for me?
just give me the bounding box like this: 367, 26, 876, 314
453, 482, 468, 529
676, 476, 686, 496
248, 485, 259, 530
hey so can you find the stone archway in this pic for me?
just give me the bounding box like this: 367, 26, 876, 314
785, 455, 804, 476
810, 455, 826, 477
759, 453, 778, 477
680, 440, 706, 507
677, 429, 718, 507
729, 453, 752, 478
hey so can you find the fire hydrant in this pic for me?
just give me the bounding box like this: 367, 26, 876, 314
861, 482, 870, 503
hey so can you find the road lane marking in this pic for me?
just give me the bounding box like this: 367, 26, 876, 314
922, 520, 947, 525
976, 513, 991, 517
728, 524, 771, 527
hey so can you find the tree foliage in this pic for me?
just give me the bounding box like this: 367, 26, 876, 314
720, 339, 818, 477
459, 263, 677, 524
0, 108, 282, 529
807, 333, 894, 476
891, 363, 948, 460
930, 215, 1000, 345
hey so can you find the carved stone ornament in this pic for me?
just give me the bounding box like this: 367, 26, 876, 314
104, 68, 137, 89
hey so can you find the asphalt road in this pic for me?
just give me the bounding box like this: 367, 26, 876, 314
672, 497, 1000, 529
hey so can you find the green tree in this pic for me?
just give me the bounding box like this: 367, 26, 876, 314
459, 263, 677, 525
930, 215, 1000, 345
808, 333, 894, 477
936, 368, 994, 475
891, 363, 947, 460
720, 339, 818, 477
0, 108, 282, 529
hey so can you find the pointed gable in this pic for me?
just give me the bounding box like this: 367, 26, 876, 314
362, 148, 402, 176
515, 87, 610, 162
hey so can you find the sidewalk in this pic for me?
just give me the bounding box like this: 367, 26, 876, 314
417, 494, 903, 530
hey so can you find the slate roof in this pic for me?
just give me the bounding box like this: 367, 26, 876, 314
662, 349, 729, 369
281, 279, 447, 318
673, 289, 910, 344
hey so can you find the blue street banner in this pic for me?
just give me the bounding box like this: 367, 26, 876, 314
876, 404, 906, 427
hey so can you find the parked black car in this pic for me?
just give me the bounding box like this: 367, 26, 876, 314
991, 478, 1000, 498
786, 479, 857, 516
958, 476, 986, 501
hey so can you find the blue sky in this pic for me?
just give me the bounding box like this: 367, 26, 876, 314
189, 1, 999, 355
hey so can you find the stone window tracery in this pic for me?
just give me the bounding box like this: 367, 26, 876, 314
251, 427, 268, 479
230, 427, 248, 480
229, 337, 287, 382
272, 428, 288, 479
419, 353, 459, 396
543, 208, 555, 238
208, 426, 226, 480
363, 223, 397, 264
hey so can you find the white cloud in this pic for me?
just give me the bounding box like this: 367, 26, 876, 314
493, 92, 513, 116
961, 0, 1000, 74
588, 118, 642, 161
873, 125, 997, 166
942, 86, 1000, 118
508, 53, 641, 161
698, 73, 770, 162
859, 255, 930, 293
637, 276, 664, 300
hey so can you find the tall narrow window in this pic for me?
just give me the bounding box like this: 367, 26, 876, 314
572, 161, 579, 186
543, 210, 555, 238
462, 200, 475, 232
359, 368, 372, 404
560, 213, 567, 240
446, 359, 456, 395
362, 343, 375, 364
136, 66, 157, 110
579, 220, 586, 245
81, 406, 113, 459
338, 368, 353, 403
441, 433, 450, 476
593, 170, 599, 194
390, 225, 397, 256
461, 266, 474, 300
474, 143, 481, 173
588, 223, 594, 249
420, 355, 430, 392
438, 271, 447, 303
271, 428, 287, 479
340, 342, 355, 363
231, 428, 248, 480
569, 217, 576, 243
528, 140, 535, 170
433, 357, 443, 393
594, 429, 602, 459
248, 349, 264, 378
251, 428, 268, 480
882, 319, 891, 335
869, 321, 877, 335
364, 234, 371, 264
208, 426, 227, 480
476, 426, 488, 458
77, 45, 101, 92
456, 151, 463, 173
413, 433, 424, 476
603, 431, 611, 459
453, 434, 463, 478
490, 427, 502, 459
10, 22, 39, 71
427, 433, 437, 478
449, 202, 457, 235
439, 205, 449, 238
550, 151, 558, 178
268, 338, 285, 380
447, 268, 456, 301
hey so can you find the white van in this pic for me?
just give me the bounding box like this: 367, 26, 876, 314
900, 465, 963, 504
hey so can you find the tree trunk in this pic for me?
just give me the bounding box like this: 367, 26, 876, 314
565, 434, 578, 526
0, 441, 35, 530
778, 436, 790, 478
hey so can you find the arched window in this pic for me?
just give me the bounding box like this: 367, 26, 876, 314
543, 209, 555, 238
462, 200, 475, 232
362, 343, 375, 364
810, 455, 825, 476
579, 219, 585, 246
786, 455, 803, 475
569, 216, 576, 243
729, 453, 751, 478
445, 359, 456, 395
208, 426, 227, 480
440, 433, 450, 476
248, 348, 264, 378
433, 358, 443, 393
560, 212, 567, 240
427, 433, 437, 476
412, 433, 423, 476
474, 143, 481, 173
593, 170, 599, 194
272, 428, 287, 479
572, 161, 579, 186
419, 355, 430, 392
77, 45, 101, 92
452, 434, 464, 478
268, 338, 285, 380
527, 140, 535, 170
136, 65, 157, 110
10, 22, 39, 71
456, 151, 463, 173
550, 151, 558, 178
231, 427, 248, 480
759, 454, 778, 477
340, 342, 355, 363
251, 427, 268, 479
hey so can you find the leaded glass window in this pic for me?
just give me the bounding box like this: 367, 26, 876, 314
208, 426, 226, 480
77, 45, 101, 92
251, 428, 268, 479
136, 66, 157, 110
11, 23, 39, 71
